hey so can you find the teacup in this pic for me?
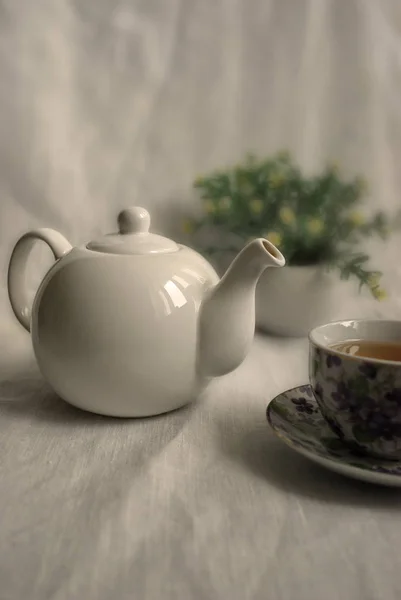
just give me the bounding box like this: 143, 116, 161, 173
309, 319, 401, 460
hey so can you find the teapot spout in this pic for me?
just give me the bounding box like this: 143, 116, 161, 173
198, 239, 285, 378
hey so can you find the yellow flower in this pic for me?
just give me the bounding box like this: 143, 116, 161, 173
194, 175, 204, 187
367, 273, 381, 289
219, 196, 232, 211
279, 206, 296, 225
182, 219, 194, 235
348, 211, 365, 226
373, 288, 387, 301
204, 199, 215, 214
269, 172, 285, 188
307, 218, 324, 235
264, 231, 282, 247
250, 198, 264, 215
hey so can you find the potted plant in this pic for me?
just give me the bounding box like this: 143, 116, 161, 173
183, 151, 398, 336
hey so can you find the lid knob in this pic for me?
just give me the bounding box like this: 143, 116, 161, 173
118, 207, 150, 235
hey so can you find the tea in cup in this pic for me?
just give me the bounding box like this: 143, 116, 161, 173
309, 319, 401, 460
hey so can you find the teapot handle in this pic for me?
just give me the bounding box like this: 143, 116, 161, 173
8, 228, 72, 332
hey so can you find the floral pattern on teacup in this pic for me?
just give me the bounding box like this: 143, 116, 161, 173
309, 345, 401, 459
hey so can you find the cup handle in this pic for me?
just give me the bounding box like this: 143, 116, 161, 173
8, 228, 72, 332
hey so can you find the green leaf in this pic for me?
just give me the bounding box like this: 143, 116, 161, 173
189, 151, 396, 295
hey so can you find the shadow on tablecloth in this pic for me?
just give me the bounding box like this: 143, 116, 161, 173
0, 368, 195, 471
215, 403, 401, 510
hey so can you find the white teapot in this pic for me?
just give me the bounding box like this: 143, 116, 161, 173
7, 207, 285, 417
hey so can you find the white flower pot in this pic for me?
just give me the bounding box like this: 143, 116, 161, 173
255, 265, 335, 337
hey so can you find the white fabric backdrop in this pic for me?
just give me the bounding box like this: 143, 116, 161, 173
2, 2, 401, 599
1, 0, 401, 308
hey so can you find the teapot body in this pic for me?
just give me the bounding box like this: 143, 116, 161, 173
31, 245, 219, 416
8, 206, 285, 417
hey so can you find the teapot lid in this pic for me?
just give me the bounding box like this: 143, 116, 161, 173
86, 207, 179, 255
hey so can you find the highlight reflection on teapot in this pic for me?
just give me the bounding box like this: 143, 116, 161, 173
7, 207, 285, 417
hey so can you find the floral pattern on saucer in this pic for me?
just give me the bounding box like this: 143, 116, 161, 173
267, 385, 401, 485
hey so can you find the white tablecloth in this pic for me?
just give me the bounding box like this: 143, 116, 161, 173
2, 1, 401, 598
1, 310, 401, 600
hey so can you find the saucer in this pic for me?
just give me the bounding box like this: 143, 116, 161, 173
267, 385, 401, 487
